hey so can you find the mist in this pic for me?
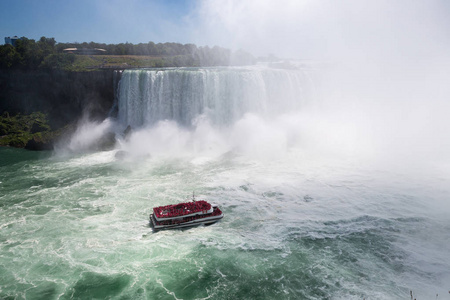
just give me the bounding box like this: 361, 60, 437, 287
187, 0, 450, 170
191, 0, 450, 60
59, 0, 450, 197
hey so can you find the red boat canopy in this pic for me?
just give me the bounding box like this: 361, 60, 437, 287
153, 200, 211, 219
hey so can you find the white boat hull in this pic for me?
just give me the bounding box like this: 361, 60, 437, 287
150, 212, 223, 231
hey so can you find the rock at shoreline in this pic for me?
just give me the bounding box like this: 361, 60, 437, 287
0, 112, 64, 151
25, 133, 54, 151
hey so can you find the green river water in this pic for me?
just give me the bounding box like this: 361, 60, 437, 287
0, 143, 449, 299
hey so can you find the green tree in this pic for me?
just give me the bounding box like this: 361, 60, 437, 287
15, 37, 40, 68
40, 53, 76, 70
37, 36, 56, 57
0, 44, 21, 68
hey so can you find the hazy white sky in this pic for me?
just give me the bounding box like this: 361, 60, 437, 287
190, 0, 450, 60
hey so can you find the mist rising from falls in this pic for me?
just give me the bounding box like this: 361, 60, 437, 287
54, 118, 115, 156
117, 67, 314, 128
60, 63, 450, 187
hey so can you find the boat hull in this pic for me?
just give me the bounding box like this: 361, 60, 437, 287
149, 211, 223, 231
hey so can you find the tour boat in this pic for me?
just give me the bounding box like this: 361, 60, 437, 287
149, 195, 223, 231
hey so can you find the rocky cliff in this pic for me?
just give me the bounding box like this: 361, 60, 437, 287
0, 69, 115, 129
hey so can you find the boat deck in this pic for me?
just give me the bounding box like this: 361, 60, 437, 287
153, 200, 212, 221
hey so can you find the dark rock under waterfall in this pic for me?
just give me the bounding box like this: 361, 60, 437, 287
0, 69, 115, 129
0, 69, 117, 150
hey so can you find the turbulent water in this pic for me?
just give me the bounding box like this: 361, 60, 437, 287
1, 66, 449, 300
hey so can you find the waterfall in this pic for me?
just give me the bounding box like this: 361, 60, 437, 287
108, 70, 123, 118
117, 66, 314, 128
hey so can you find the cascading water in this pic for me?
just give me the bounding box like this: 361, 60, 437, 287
117, 66, 314, 127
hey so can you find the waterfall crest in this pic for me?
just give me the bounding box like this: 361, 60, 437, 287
117, 67, 314, 127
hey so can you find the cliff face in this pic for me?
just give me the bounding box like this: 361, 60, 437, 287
0, 69, 115, 128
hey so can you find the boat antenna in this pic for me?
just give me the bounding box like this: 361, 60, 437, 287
192, 191, 195, 202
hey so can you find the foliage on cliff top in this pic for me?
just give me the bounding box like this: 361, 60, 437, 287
43, 54, 196, 71
0, 36, 255, 71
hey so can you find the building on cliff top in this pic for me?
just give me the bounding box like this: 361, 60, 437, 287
5, 36, 20, 46
62, 48, 106, 55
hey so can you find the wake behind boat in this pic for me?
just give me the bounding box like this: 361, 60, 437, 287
149, 194, 223, 231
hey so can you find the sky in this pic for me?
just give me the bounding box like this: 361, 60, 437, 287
1, 0, 450, 59
0, 0, 194, 45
